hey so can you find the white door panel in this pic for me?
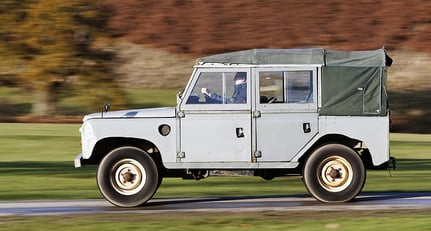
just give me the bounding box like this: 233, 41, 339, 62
180, 113, 251, 162
256, 112, 317, 161
179, 68, 252, 163
255, 67, 319, 162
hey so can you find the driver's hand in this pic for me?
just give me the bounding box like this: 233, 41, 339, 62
201, 88, 211, 96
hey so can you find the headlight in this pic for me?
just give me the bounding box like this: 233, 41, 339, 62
80, 122, 96, 159
81, 122, 95, 139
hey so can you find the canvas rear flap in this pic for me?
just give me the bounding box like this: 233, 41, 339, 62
320, 66, 388, 116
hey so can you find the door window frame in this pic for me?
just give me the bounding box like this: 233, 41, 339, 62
255, 66, 319, 112
180, 67, 251, 111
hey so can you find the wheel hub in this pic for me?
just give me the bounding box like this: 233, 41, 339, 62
319, 156, 353, 192
111, 159, 147, 195
121, 169, 136, 184
327, 167, 342, 180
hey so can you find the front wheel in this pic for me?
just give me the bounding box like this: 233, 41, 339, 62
97, 146, 159, 207
303, 144, 366, 203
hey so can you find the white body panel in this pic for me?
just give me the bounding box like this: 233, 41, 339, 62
77, 63, 390, 170
318, 116, 390, 166
80, 108, 177, 163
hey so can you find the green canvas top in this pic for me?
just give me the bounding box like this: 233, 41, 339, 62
198, 48, 392, 116
197, 48, 391, 67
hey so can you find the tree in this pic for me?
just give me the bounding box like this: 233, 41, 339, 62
0, 1, 29, 85
1, 0, 126, 116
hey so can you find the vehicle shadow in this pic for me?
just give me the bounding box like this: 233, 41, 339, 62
118, 191, 431, 210
353, 191, 431, 202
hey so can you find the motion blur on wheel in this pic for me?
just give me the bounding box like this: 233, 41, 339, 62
97, 147, 159, 207
303, 144, 366, 202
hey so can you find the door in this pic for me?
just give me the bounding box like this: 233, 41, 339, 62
254, 67, 319, 161
179, 69, 252, 162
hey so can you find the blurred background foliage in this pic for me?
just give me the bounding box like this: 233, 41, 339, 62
0, 0, 126, 116
0, 0, 430, 133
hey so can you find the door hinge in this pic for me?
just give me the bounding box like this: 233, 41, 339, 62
253, 111, 261, 118
177, 151, 185, 158
177, 111, 185, 118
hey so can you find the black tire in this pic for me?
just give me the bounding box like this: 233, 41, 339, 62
97, 146, 159, 207
303, 143, 366, 203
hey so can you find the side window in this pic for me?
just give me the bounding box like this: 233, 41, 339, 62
286, 71, 313, 103
259, 72, 284, 103
259, 70, 313, 104
187, 72, 222, 104
186, 72, 247, 104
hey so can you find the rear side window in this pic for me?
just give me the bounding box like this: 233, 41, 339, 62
259, 70, 313, 104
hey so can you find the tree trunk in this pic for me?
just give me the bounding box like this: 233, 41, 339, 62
31, 88, 55, 116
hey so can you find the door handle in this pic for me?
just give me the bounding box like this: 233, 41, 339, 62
236, 127, 245, 138
303, 123, 311, 133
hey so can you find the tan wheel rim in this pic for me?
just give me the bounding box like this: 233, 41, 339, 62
110, 159, 146, 195
318, 156, 353, 192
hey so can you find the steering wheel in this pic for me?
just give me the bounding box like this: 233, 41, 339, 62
204, 94, 222, 104
267, 96, 277, 104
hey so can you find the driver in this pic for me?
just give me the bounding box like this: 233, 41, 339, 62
201, 72, 247, 104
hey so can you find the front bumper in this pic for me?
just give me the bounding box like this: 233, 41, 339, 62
74, 153, 83, 168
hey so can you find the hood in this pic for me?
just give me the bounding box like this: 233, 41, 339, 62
83, 107, 176, 121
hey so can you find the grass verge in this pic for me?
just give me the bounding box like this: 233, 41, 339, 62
1, 210, 431, 230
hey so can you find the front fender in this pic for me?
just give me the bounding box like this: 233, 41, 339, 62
79, 118, 177, 163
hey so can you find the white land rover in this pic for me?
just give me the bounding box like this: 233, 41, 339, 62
75, 48, 395, 207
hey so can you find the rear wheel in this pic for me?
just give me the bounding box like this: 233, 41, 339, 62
303, 144, 366, 202
97, 146, 159, 207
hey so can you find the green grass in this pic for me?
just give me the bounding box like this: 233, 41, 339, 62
359, 133, 431, 193
0, 87, 32, 116
0, 123, 430, 229
0, 123, 99, 200
0, 86, 180, 116
125, 88, 180, 108
1, 210, 431, 230
57, 88, 181, 114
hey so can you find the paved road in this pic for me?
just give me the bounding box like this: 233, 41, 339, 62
1, 192, 431, 216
